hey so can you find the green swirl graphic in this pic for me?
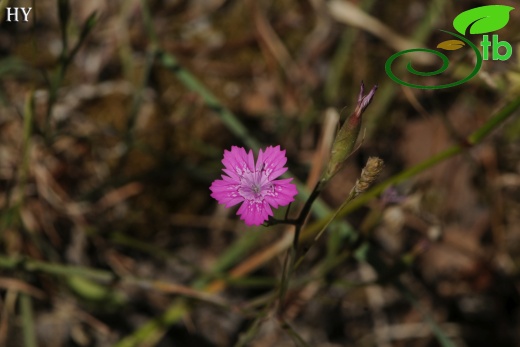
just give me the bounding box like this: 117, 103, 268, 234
385, 30, 483, 89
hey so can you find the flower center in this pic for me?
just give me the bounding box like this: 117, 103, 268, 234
237, 169, 271, 202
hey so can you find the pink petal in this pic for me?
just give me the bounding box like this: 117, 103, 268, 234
256, 148, 264, 172
209, 179, 243, 207
237, 200, 273, 226
246, 149, 255, 172
266, 178, 297, 207
260, 145, 288, 179
222, 146, 252, 177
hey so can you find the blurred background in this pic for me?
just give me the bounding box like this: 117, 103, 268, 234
1, 0, 520, 346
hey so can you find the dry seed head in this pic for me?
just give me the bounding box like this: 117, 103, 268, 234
353, 157, 384, 196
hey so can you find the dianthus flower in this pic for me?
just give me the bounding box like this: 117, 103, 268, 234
210, 146, 298, 226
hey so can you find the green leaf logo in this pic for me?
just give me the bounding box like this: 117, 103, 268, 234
453, 5, 514, 35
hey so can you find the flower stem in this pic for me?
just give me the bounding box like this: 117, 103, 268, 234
293, 179, 325, 250
265, 218, 298, 226
278, 178, 325, 316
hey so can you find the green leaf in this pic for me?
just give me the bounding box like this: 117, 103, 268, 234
453, 5, 514, 35
436, 39, 465, 50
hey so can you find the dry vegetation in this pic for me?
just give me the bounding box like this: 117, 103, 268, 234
1, 0, 520, 346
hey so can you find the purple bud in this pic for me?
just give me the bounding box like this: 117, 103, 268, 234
322, 82, 378, 182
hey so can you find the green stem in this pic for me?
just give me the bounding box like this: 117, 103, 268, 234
293, 179, 324, 249
281, 320, 313, 347
114, 47, 158, 174
44, 8, 97, 140
17, 92, 35, 208
278, 178, 326, 315
20, 293, 37, 347
0, 256, 114, 282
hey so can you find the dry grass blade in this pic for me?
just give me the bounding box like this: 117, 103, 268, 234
206, 231, 294, 293
252, 1, 302, 83
307, 108, 338, 189
95, 182, 143, 211
327, 0, 435, 65
149, 280, 232, 309
0, 278, 46, 300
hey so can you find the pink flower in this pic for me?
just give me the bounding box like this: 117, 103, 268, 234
210, 146, 298, 226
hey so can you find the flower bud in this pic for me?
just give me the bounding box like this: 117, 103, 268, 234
322, 82, 377, 182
